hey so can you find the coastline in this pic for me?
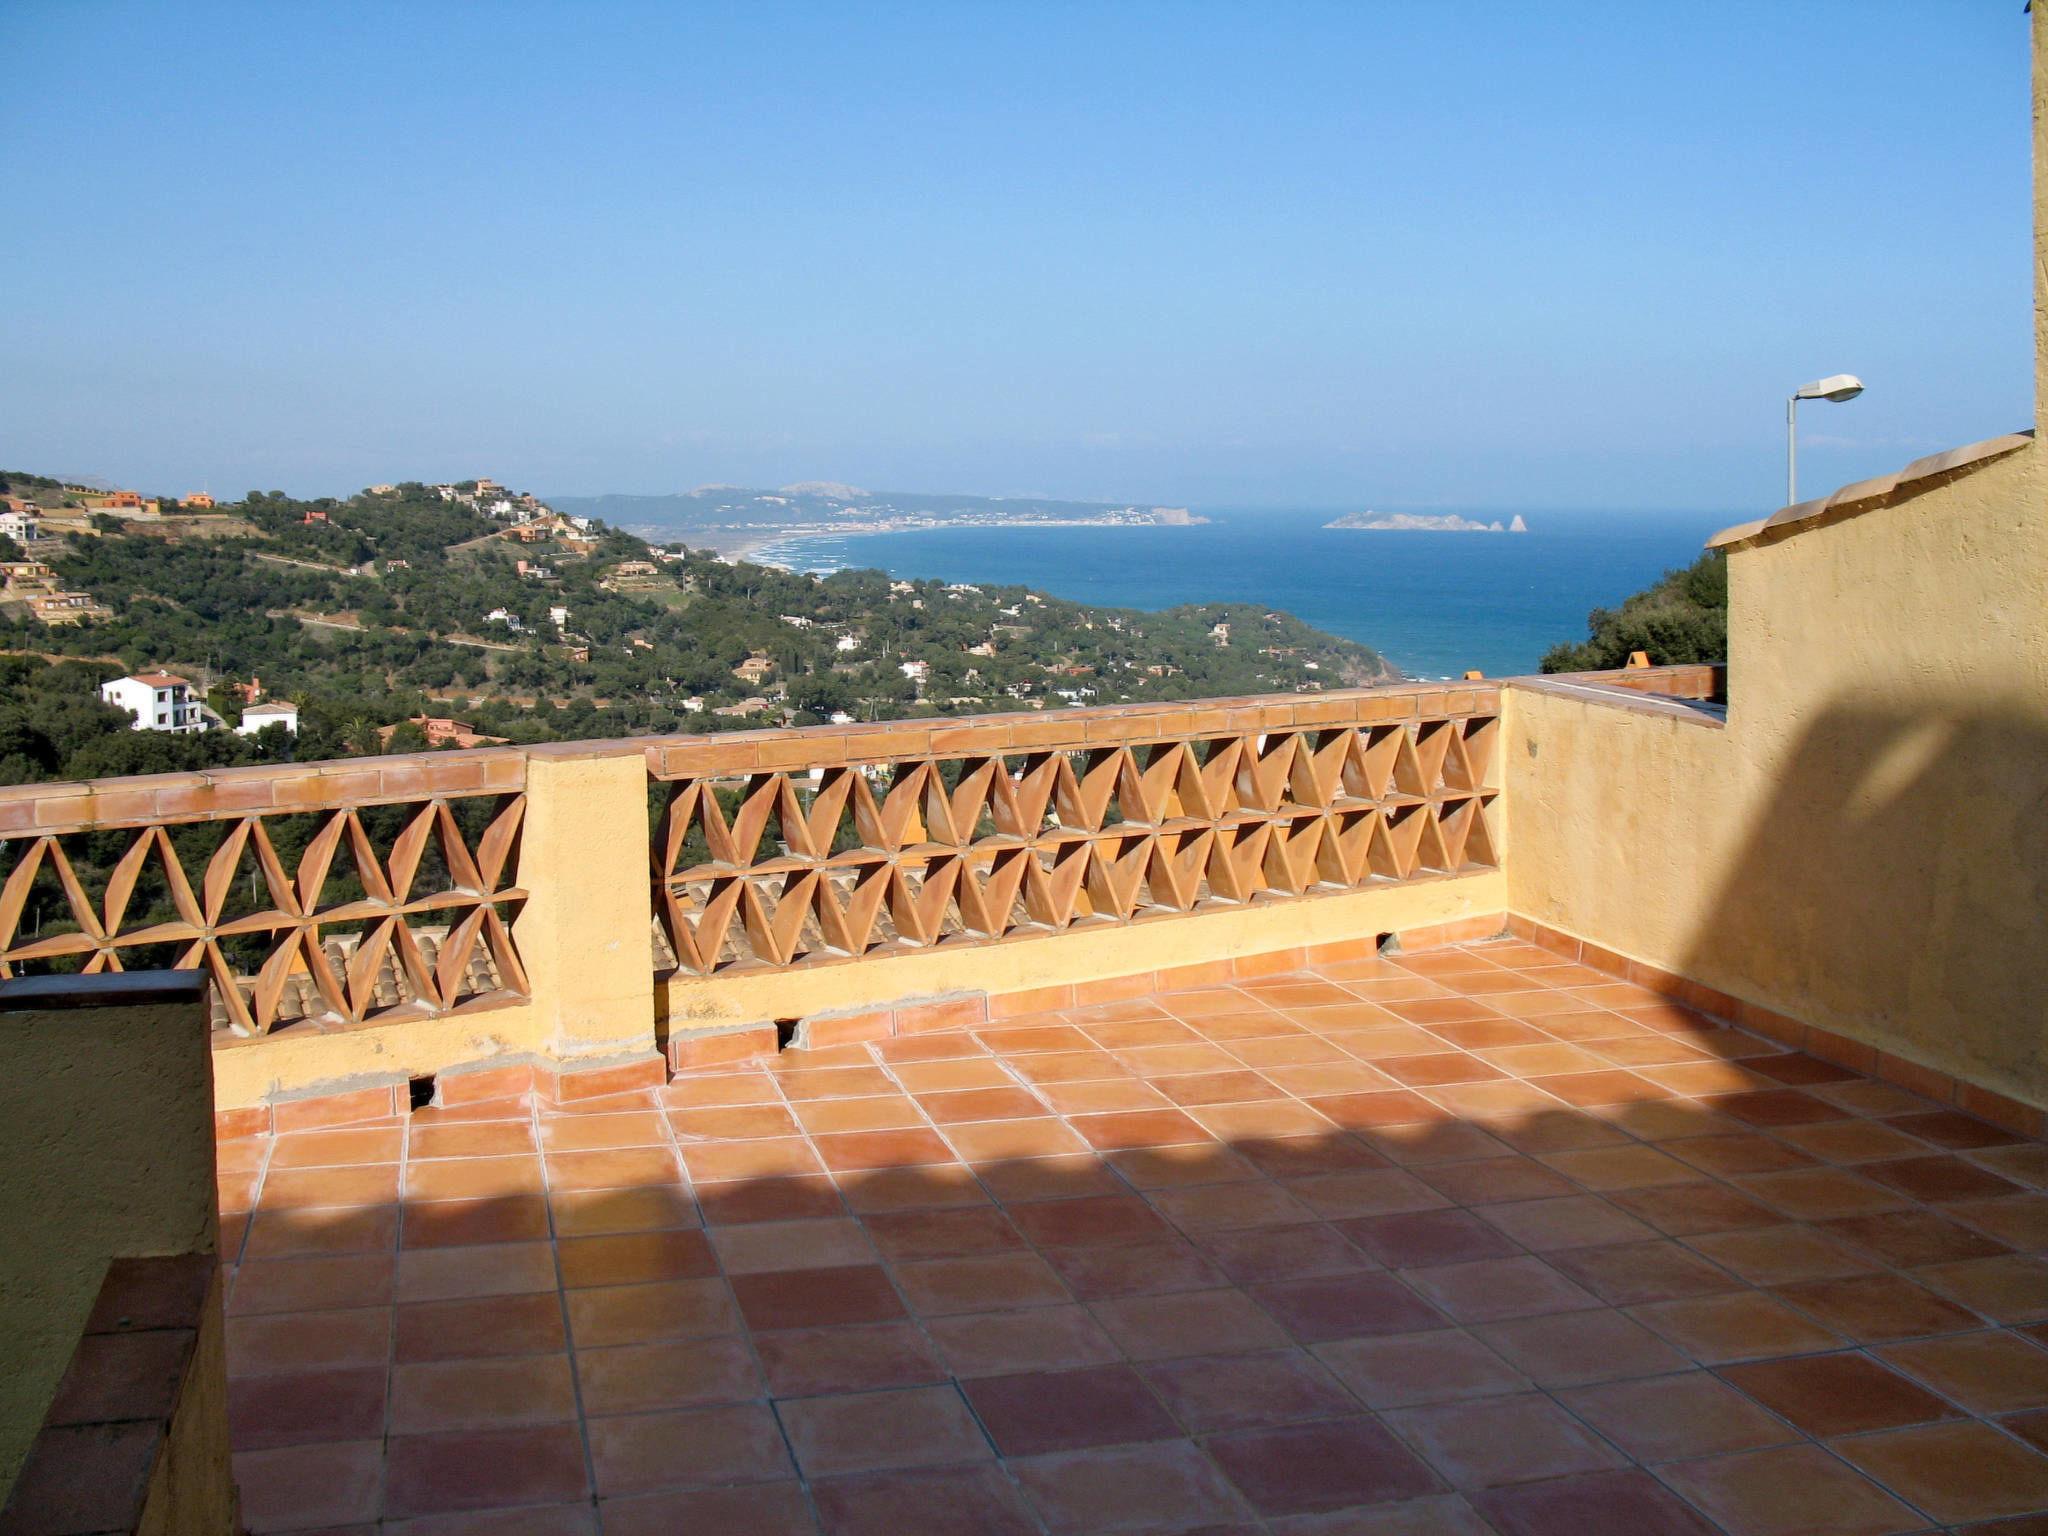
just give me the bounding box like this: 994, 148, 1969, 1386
642, 516, 1208, 571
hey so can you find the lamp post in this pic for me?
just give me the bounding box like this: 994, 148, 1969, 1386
1786, 374, 1865, 504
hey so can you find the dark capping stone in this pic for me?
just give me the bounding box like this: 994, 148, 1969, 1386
0, 970, 210, 1013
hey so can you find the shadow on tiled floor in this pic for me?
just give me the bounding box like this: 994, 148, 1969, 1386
217, 941, 2048, 1534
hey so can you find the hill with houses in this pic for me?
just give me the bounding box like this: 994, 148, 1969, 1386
0, 472, 1390, 786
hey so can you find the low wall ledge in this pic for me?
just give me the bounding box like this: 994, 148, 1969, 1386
1504, 677, 1727, 728
0, 972, 211, 1013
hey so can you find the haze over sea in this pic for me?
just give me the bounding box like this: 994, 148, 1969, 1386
745, 509, 1729, 680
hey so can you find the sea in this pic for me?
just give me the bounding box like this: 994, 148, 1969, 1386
743, 507, 1732, 680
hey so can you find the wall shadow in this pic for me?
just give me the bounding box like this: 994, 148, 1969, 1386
1676, 698, 2048, 1102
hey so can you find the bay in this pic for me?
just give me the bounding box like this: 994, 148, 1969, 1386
747, 507, 1732, 680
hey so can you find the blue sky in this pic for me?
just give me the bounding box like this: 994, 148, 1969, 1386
1, 2, 2031, 512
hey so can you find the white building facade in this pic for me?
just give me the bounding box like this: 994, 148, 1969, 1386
101, 672, 208, 733
236, 701, 299, 736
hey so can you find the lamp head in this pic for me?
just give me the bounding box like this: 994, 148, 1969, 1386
1795, 374, 1865, 403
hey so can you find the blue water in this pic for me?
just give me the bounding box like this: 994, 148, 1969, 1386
751, 508, 1730, 679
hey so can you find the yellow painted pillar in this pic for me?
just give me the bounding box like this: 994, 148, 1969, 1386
516, 744, 658, 1068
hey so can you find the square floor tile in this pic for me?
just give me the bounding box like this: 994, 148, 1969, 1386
573, 1337, 762, 1416
1474, 1308, 1689, 1386
808, 1465, 1036, 1536
1830, 1418, 2048, 1525
1195, 1222, 1373, 1284
1629, 1291, 1843, 1364
776, 1385, 990, 1478
729, 1264, 907, 1330
753, 1323, 946, 1399
1772, 1271, 1984, 1343
1137, 1348, 1355, 1433
1204, 1416, 1445, 1515
927, 1305, 1120, 1377
1656, 1443, 1921, 1536
1474, 1467, 1722, 1536
1559, 1371, 1800, 1462
1876, 1329, 2048, 1415
1089, 1287, 1290, 1360
1336, 1209, 1522, 1268
1314, 1329, 1531, 1409
961, 1364, 1179, 1456
1717, 1351, 1960, 1437
1402, 1256, 1600, 1324
1009, 1440, 1248, 1533
1250, 1271, 1451, 1342
603, 1483, 812, 1536
384, 1424, 592, 1517
1385, 1393, 1626, 1489
587, 1403, 793, 1496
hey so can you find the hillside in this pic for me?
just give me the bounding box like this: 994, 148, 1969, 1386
0, 474, 1392, 786
1541, 548, 1727, 672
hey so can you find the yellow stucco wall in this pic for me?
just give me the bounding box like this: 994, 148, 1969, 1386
1507, 442, 2048, 1105
136, 1272, 238, 1536
0, 988, 219, 1496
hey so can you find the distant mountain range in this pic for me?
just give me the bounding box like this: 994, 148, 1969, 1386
550, 484, 1203, 551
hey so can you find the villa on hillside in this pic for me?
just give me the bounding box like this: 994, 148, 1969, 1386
98, 670, 209, 732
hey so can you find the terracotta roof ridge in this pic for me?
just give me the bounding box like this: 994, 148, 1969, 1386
1706, 428, 2034, 551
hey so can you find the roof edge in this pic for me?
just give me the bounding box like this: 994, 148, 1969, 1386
1707, 430, 2035, 552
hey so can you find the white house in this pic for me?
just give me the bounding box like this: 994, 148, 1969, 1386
101, 671, 207, 733
549, 605, 571, 629
237, 700, 299, 736
0, 509, 40, 543
834, 633, 861, 652
899, 660, 929, 681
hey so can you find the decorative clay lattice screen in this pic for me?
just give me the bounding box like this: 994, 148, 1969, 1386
0, 792, 529, 1037
649, 706, 1498, 976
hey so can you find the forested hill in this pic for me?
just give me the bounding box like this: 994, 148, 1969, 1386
1541, 549, 1727, 672
0, 478, 1392, 786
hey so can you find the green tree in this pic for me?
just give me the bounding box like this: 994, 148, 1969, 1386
1541, 550, 1727, 673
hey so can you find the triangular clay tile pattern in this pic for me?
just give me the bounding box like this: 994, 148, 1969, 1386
651, 708, 1500, 976
0, 793, 530, 1037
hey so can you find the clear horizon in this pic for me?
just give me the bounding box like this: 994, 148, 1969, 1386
2, 3, 2031, 515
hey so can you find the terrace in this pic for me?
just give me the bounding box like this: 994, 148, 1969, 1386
206, 940, 2048, 1535
5, 25, 2048, 1530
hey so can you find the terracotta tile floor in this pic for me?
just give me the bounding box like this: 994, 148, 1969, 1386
217, 940, 2048, 1533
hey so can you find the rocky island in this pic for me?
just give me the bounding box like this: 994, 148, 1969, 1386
1326, 512, 1529, 533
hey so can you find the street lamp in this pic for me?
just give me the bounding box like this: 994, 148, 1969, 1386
1786, 374, 1864, 503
